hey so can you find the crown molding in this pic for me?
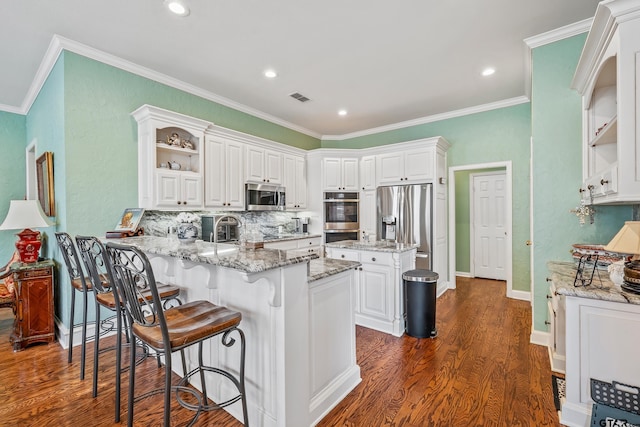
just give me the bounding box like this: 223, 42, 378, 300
321, 96, 530, 141
524, 18, 592, 49
19, 34, 322, 139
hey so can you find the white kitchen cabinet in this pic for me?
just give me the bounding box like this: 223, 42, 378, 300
204, 132, 244, 209
325, 246, 415, 336
155, 170, 203, 208
132, 104, 210, 210
561, 296, 640, 427
246, 144, 282, 185
360, 155, 376, 191
283, 154, 307, 209
573, 1, 640, 204
359, 189, 376, 241
322, 158, 359, 191
376, 146, 434, 186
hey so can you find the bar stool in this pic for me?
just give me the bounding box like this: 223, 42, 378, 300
105, 242, 249, 427
55, 232, 93, 379
76, 235, 182, 423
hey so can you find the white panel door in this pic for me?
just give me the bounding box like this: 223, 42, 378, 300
472, 172, 506, 280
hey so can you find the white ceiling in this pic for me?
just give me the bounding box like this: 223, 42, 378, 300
3, 0, 600, 138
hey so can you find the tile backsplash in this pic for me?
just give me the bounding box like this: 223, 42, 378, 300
139, 210, 304, 240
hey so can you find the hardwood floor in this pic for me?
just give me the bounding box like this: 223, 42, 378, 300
0, 277, 560, 426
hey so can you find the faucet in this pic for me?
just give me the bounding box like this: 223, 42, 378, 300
213, 214, 242, 243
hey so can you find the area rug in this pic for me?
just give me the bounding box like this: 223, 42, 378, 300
552, 375, 566, 411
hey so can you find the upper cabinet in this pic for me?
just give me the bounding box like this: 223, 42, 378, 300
360, 155, 376, 191
132, 105, 211, 210
323, 158, 359, 191
283, 154, 307, 209
572, 1, 640, 204
376, 146, 435, 185
204, 129, 244, 210
246, 145, 283, 185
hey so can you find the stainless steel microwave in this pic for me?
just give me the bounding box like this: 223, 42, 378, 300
245, 183, 286, 211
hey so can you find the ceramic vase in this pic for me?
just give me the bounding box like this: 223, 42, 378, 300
177, 223, 197, 244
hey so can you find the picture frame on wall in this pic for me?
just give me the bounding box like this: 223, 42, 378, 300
36, 151, 55, 216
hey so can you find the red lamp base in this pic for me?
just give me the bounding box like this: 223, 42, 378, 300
15, 229, 42, 263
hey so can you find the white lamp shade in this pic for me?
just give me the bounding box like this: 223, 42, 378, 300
604, 221, 640, 255
0, 200, 55, 231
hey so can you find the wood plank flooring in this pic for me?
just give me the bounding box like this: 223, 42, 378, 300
0, 277, 560, 426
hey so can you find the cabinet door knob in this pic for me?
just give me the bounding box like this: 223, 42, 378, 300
359, 267, 363, 271
341, 254, 345, 258
546, 295, 552, 299
546, 277, 551, 282
600, 179, 609, 185
371, 257, 376, 262
177, 201, 182, 205
545, 321, 551, 326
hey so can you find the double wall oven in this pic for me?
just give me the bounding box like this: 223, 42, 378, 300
323, 192, 359, 243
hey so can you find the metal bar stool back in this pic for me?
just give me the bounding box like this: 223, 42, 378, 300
55, 232, 92, 380
105, 242, 249, 427
75, 235, 126, 422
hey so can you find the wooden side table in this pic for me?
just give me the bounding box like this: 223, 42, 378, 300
9, 260, 55, 351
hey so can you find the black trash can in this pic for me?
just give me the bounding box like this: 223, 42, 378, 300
403, 269, 439, 338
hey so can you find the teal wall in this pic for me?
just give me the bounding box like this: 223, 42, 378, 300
0, 111, 27, 263
330, 104, 533, 293
531, 34, 631, 331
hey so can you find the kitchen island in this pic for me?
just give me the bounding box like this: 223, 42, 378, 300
325, 240, 417, 336
110, 236, 361, 427
548, 261, 640, 427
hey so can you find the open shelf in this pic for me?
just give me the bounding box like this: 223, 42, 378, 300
590, 115, 617, 146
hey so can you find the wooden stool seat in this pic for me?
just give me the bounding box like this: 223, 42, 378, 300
133, 301, 241, 350
95, 283, 181, 309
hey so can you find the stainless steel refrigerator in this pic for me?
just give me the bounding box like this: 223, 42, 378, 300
377, 184, 432, 270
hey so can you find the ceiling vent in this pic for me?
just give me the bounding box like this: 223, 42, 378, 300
289, 92, 310, 103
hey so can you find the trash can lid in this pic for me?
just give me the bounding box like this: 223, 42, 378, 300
402, 269, 439, 282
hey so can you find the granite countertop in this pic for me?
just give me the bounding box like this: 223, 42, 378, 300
548, 261, 640, 305
308, 258, 360, 283
108, 236, 317, 274
325, 240, 419, 253
262, 233, 322, 243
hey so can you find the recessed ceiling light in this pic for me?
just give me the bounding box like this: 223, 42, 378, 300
482, 67, 496, 77
264, 69, 277, 79
338, 109, 348, 116
165, 0, 190, 16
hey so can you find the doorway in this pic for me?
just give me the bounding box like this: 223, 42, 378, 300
448, 162, 513, 297
470, 171, 507, 280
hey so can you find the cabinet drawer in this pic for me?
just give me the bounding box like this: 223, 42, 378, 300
359, 251, 392, 265
297, 237, 322, 248
328, 249, 359, 262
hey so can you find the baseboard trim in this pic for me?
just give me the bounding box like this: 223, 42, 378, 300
530, 329, 549, 347
507, 288, 531, 302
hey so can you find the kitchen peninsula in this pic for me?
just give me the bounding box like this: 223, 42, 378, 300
110, 236, 361, 427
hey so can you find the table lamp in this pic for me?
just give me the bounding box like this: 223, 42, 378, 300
0, 200, 55, 263
604, 221, 640, 292
604, 221, 640, 260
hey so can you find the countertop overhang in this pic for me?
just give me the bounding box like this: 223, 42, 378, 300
325, 240, 419, 253
108, 236, 317, 274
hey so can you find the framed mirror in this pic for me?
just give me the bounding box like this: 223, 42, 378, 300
36, 151, 55, 216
